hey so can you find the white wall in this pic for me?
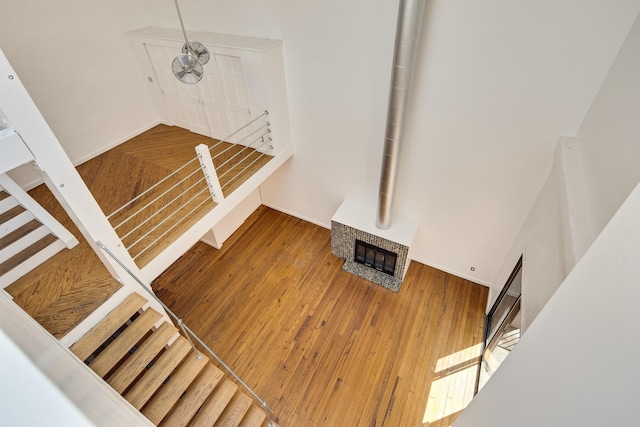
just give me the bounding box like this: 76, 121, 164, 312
126, 0, 639, 285
1, 1, 638, 285
453, 180, 640, 426
576, 15, 640, 238
0, 291, 153, 426
0, 329, 94, 427
0, 0, 158, 187
490, 12, 640, 327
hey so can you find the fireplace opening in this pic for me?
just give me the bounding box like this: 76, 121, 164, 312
354, 240, 397, 276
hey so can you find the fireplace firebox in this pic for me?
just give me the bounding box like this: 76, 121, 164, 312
354, 240, 397, 276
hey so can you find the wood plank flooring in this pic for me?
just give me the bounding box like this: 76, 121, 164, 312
106, 125, 272, 267
5, 122, 487, 426
5, 124, 271, 337
153, 206, 488, 427
4, 180, 119, 338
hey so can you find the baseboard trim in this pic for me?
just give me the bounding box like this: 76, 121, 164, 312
260, 201, 331, 230
410, 256, 492, 288
72, 120, 164, 167
260, 200, 492, 288
20, 120, 164, 191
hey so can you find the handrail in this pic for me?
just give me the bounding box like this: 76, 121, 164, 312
131, 190, 210, 261
106, 157, 200, 220
222, 144, 272, 191
112, 168, 204, 232
211, 124, 270, 162
96, 241, 277, 427
107, 110, 270, 221
106, 111, 274, 265
216, 129, 271, 174
208, 110, 269, 152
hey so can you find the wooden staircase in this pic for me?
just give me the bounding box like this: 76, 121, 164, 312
0, 184, 78, 288
69, 292, 272, 427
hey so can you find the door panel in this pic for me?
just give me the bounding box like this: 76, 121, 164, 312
215, 55, 252, 143
199, 60, 232, 139
202, 105, 233, 139
216, 55, 251, 109
145, 43, 210, 135
143, 44, 253, 142
162, 94, 209, 136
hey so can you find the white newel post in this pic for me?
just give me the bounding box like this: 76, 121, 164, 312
0, 49, 172, 340
195, 144, 224, 204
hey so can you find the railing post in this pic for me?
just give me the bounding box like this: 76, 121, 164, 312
195, 144, 224, 203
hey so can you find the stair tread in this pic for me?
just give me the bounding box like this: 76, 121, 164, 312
0, 219, 42, 250
238, 405, 267, 427
189, 379, 238, 427
89, 307, 162, 377
0, 191, 8, 202
107, 322, 178, 394
0, 233, 58, 275
155, 360, 221, 427
215, 392, 253, 427
0, 205, 24, 225
125, 335, 192, 410
71, 293, 148, 361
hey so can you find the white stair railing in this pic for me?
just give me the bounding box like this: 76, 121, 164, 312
106, 112, 273, 265
0, 173, 78, 249
0, 173, 79, 288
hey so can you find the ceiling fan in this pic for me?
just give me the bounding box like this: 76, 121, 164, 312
171, 0, 209, 84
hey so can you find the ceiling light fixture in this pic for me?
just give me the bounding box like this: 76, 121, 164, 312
171, 0, 209, 84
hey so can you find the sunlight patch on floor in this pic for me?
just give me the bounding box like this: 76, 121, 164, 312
423, 343, 482, 426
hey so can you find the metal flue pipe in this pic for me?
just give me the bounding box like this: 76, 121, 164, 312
376, 0, 426, 229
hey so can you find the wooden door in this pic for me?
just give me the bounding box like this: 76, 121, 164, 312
144, 44, 211, 137
143, 45, 253, 143
215, 55, 253, 144
197, 59, 233, 140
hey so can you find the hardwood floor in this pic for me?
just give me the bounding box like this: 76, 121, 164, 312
4, 172, 119, 339
153, 206, 488, 427
5, 123, 487, 425
106, 125, 272, 267
5, 124, 271, 337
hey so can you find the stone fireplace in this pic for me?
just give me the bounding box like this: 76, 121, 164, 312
331, 200, 418, 292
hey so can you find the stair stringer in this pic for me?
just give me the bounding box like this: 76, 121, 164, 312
0, 49, 172, 327
0, 173, 78, 248
0, 173, 79, 289
0, 290, 154, 426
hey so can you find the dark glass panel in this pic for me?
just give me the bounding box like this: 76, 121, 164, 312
375, 252, 385, 270
365, 247, 376, 266
383, 253, 396, 275
355, 242, 366, 263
